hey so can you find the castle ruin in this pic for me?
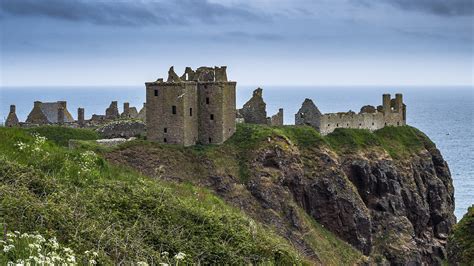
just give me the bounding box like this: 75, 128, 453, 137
145, 66, 236, 146
296, 93, 406, 135
238, 88, 284, 126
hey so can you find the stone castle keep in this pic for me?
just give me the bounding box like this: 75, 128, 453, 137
4, 65, 407, 145
145, 66, 236, 146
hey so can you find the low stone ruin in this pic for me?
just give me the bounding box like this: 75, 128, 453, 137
238, 88, 284, 126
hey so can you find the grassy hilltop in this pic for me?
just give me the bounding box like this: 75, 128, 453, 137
0, 124, 445, 264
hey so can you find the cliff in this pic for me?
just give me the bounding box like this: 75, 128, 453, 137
448, 206, 474, 265
106, 124, 456, 264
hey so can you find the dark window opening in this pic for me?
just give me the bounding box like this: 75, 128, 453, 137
397, 122, 400, 126
189, 108, 193, 116
347, 123, 349, 126
336, 123, 339, 127
300, 113, 304, 118
172, 106, 177, 114
209, 137, 212, 143
206, 97, 210, 104
328, 124, 330, 126
372, 122, 374, 126
164, 128, 167, 133
384, 122, 387, 126
154, 89, 158, 96
163, 138, 167, 143
359, 123, 362, 126
210, 114, 214, 120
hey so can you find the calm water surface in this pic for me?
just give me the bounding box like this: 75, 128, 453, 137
1, 86, 472, 220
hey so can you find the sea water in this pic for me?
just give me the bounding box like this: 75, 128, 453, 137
1, 86, 472, 220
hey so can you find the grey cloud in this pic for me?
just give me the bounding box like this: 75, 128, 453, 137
356, 0, 473, 16
219, 31, 284, 41
0, 0, 265, 26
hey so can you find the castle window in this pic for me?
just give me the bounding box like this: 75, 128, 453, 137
397, 122, 400, 126
164, 128, 167, 133
154, 89, 158, 96
372, 122, 374, 126
384, 122, 387, 126
336, 123, 339, 127
347, 123, 349, 126
163, 138, 167, 143
189, 108, 193, 116
328, 124, 330, 126
300, 113, 305, 118
359, 123, 362, 126
206, 97, 210, 104
209, 137, 212, 143
210, 114, 214, 120
172, 106, 177, 114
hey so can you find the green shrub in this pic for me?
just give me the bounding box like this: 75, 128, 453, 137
26, 126, 99, 147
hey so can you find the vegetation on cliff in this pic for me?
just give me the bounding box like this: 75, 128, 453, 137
448, 206, 474, 265
0, 128, 304, 264
0, 124, 454, 264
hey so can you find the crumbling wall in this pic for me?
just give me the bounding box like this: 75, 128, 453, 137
270, 108, 284, 126
26, 101, 49, 124
105, 101, 119, 120
239, 88, 267, 124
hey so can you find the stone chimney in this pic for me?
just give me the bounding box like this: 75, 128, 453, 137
123, 102, 130, 117
78, 108, 85, 127
34, 101, 42, 108
58, 106, 65, 125
10, 105, 16, 113
5, 105, 20, 127
382, 94, 391, 114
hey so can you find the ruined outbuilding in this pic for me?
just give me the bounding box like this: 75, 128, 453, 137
5, 105, 20, 127
295, 94, 406, 135
25, 101, 74, 125
145, 66, 236, 146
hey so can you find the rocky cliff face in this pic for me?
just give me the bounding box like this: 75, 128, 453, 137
105, 125, 455, 264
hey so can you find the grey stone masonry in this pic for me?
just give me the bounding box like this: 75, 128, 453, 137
78, 108, 85, 127
270, 108, 284, 125
296, 94, 406, 135
146, 66, 236, 146
5, 105, 19, 127
239, 88, 267, 124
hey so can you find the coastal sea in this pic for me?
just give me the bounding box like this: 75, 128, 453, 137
1, 86, 472, 220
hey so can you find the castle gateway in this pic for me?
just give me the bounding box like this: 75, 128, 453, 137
146, 66, 236, 146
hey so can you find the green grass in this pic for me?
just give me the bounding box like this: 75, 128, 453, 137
0, 127, 304, 265
25, 126, 99, 147
448, 206, 474, 265
325, 126, 434, 159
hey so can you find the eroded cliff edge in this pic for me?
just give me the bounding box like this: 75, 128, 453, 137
106, 124, 455, 264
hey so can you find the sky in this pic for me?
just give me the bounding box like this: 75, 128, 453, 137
0, 0, 473, 86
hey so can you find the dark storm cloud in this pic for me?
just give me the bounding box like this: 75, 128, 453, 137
356, 0, 473, 16
0, 0, 264, 26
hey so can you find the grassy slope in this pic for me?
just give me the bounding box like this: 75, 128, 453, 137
449, 206, 474, 265
0, 128, 303, 265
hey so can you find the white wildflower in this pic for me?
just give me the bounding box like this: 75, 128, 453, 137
159, 263, 169, 266
89, 259, 97, 265
3, 244, 14, 252
174, 252, 186, 260
137, 262, 149, 266
161, 251, 169, 257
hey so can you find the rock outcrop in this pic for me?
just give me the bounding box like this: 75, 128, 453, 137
105, 125, 455, 264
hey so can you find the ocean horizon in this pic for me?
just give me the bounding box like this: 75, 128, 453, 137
1, 85, 472, 219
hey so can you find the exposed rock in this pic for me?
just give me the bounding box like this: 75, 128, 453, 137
448, 205, 474, 265
96, 120, 146, 139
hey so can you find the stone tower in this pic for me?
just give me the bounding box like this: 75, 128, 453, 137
146, 66, 236, 146
78, 108, 85, 127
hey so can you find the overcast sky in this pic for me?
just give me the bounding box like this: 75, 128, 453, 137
0, 0, 472, 86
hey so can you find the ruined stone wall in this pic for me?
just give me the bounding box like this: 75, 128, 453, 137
26, 101, 49, 124
146, 82, 198, 146
295, 98, 322, 130
240, 88, 267, 124
270, 108, 284, 126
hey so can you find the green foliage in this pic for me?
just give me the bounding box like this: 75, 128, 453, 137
449, 206, 474, 265
26, 126, 99, 147
326, 128, 380, 151
0, 127, 303, 265
325, 126, 433, 158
